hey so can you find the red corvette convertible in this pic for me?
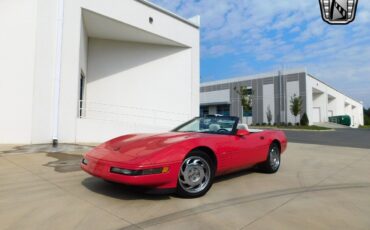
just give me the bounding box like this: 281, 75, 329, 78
81, 116, 287, 197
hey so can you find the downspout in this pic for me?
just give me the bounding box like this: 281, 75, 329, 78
279, 70, 282, 124
52, 0, 64, 147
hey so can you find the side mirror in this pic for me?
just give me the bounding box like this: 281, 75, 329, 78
236, 129, 249, 137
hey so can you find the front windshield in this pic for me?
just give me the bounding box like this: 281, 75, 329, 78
173, 116, 238, 135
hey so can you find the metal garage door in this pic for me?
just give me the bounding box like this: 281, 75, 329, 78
313, 107, 321, 122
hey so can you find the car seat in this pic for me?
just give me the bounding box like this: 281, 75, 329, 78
237, 124, 249, 130
237, 123, 263, 133
209, 124, 221, 132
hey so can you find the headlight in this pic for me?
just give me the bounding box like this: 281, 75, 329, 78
110, 167, 169, 176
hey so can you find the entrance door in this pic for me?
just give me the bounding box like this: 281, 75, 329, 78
313, 107, 321, 122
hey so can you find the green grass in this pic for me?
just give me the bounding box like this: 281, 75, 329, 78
359, 125, 370, 129
251, 125, 332, 131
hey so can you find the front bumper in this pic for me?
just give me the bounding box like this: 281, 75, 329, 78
80, 155, 181, 189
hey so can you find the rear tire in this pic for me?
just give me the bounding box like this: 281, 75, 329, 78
176, 151, 215, 198
259, 142, 281, 173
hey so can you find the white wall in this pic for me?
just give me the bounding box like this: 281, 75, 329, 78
312, 92, 326, 122
57, 0, 199, 143
31, 0, 59, 143
263, 84, 275, 124
86, 39, 191, 114
200, 90, 230, 105
306, 75, 364, 127
0, 0, 200, 144
0, 0, 38, 144
77, 39, 192, 142
327, 96, 336, 117
79, 19, 88, 76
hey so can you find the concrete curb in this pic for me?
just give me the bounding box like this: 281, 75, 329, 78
250, 127, 335, 132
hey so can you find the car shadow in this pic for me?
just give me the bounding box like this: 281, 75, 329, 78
81, 168, 260, 200
81, 177, 172, 201
214, 168, 255, 184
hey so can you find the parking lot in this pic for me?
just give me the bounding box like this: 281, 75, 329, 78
285, 128, 370, 149
1, 130, 370, 230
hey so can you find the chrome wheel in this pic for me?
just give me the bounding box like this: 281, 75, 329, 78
178, 156, 211, 194
269, 146, 280, 171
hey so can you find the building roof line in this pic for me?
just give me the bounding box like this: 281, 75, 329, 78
135, 0, 200, 28
201, 68, 307, 87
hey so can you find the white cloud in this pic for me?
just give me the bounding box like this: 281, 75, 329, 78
203, 44, 235, 57
150, 0, 370, 106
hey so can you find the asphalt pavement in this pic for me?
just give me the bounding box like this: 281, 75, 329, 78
285, 128, 370, 149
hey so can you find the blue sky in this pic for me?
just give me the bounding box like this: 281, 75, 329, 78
150, 0, 370, 108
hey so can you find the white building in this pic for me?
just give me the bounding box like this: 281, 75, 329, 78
200, 69, 364, 128
0, 0, 200, 144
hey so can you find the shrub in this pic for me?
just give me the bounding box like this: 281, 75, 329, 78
300, 112, 309, 126
273, 122, 277, 126
256, 123, 260, 126
288, 122, 293, 126
280, 122, 286, 126
262, 123, 267, 126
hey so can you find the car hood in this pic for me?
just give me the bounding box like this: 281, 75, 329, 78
86, 132, 204, 165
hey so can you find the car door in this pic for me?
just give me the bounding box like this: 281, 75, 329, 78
232, 132, 269, 168
216, 132, 269, 173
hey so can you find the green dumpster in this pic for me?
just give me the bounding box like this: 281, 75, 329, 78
328, 115, 351, 126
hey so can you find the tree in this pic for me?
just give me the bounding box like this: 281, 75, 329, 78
290, 94, 303, 124
266, 105, 272, 125
300, 112, 309, 126
364, 108, 370, 117
364, 108, 370, 125
364, 114, 370, 125
366, 108, 370, 116
234, 86, 252, 116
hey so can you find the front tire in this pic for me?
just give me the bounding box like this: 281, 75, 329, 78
259, 143, 281, 173
176, 151, 215, 198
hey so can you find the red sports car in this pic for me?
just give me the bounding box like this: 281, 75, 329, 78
81, 116, 287, 197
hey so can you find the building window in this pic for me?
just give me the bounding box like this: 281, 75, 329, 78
217, 104, 230, 116
243, 110, 252, 117
247, 87, 253, 95
200, 106, 209, 117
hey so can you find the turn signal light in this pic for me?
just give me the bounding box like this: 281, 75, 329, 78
161, 167, 169, 173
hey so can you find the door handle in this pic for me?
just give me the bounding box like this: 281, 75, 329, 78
260, 136, 265, 140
